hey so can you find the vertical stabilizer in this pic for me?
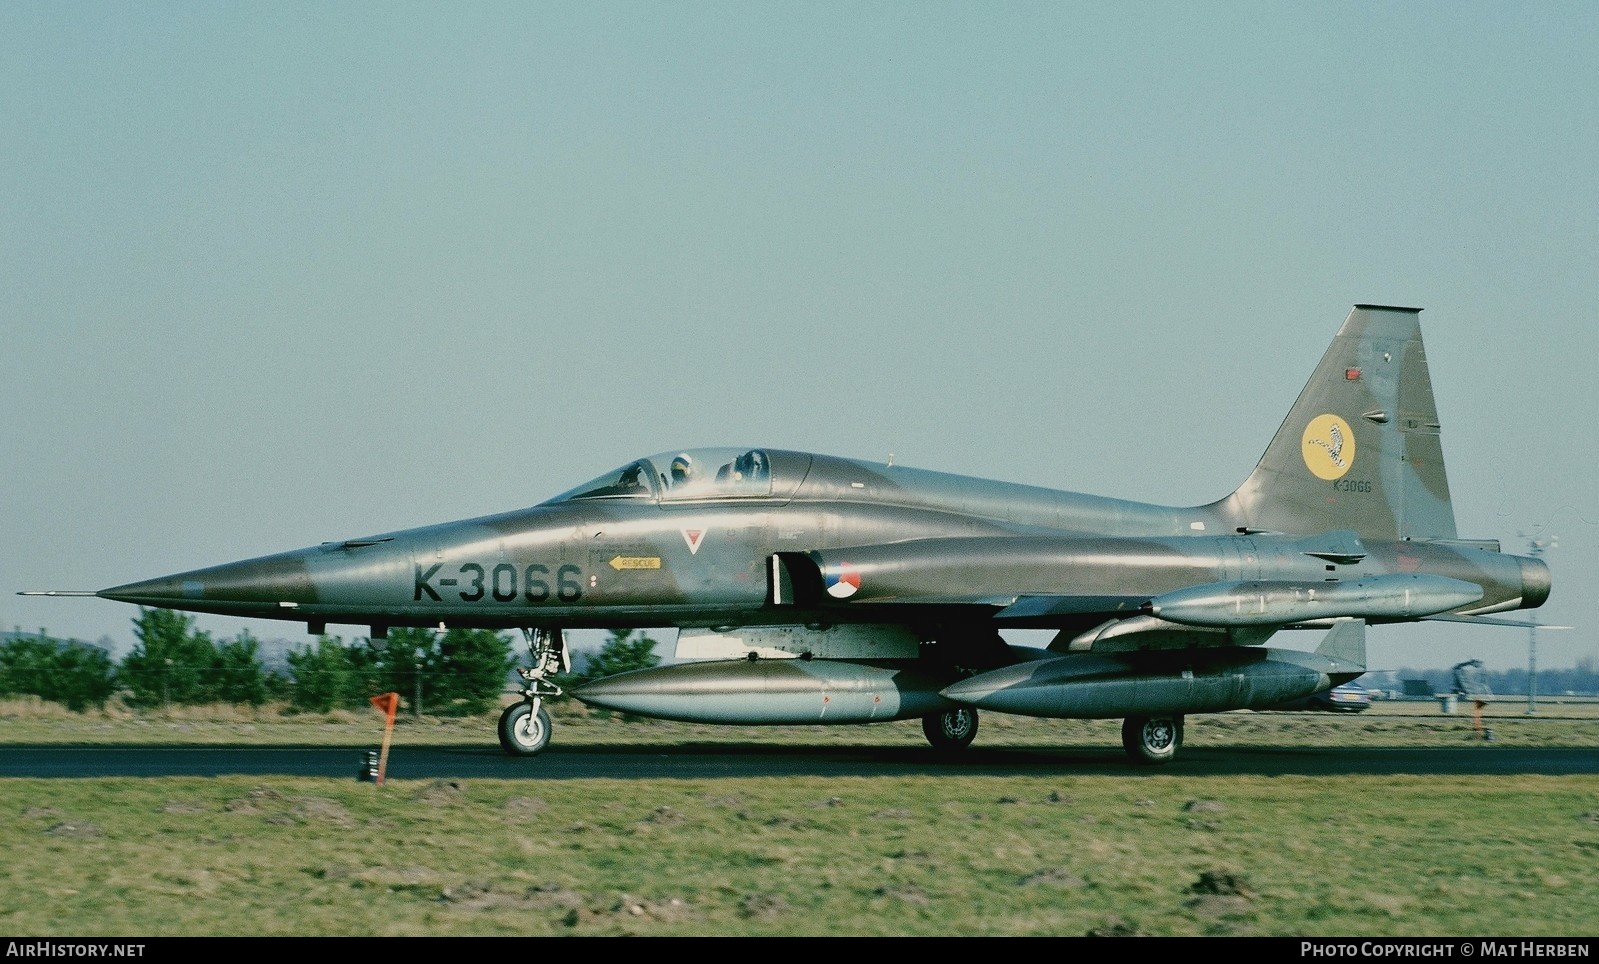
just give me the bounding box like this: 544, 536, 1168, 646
1316, 619, 1367, 671
1210, 305, 1458, 541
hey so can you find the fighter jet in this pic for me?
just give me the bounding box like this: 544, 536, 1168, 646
24, 305, 1552, 764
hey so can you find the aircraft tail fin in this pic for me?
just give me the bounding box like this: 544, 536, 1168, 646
1209, 305, 1458, 541
1315, 618, 1367, 671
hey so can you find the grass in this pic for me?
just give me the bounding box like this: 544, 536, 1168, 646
3, 693, 1595, 750
2, 697, 1596, 937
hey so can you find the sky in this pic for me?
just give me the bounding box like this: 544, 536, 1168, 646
3, 2, 1595, 678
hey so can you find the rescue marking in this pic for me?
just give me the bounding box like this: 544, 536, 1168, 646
610, 556, 662, 571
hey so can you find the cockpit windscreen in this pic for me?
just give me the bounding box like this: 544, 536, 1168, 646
546, 448, 774, 504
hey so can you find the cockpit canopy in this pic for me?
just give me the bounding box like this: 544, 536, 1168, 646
546, 448, 780, 504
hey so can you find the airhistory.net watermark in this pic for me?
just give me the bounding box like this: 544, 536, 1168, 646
6, 945, 145, 958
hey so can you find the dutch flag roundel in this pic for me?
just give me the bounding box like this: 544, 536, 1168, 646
825, 562, 861, 599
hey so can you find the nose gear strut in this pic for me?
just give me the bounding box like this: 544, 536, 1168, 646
498, 628, 568, 756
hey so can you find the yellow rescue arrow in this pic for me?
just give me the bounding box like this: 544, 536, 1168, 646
609, 556, 662, 571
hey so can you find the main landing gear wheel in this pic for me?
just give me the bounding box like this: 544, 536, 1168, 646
1122, 714, 1183, 765
922, 707, 979, 752
498, 702, 552, 756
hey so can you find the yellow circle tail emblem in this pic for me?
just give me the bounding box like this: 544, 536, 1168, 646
1301, 414, 1355, 480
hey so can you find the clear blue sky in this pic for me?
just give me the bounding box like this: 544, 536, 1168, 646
4, 2, 1594, 675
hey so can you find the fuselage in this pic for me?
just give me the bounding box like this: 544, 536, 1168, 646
68, 306, 1559, 763
98, 447, 1550, 637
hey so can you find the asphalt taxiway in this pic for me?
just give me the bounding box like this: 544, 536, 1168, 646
3, 741, 1594, 780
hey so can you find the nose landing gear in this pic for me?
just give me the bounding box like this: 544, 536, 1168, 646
498, 628, 568, 757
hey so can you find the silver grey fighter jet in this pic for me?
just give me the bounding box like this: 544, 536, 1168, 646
26, 305, 1552, 764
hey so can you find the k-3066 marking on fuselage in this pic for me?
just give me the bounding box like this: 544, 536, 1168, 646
1331, 479, 1373, 493
414, 563, 583, 603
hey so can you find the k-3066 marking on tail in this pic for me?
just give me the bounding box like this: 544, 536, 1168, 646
25, 305, 1553, 764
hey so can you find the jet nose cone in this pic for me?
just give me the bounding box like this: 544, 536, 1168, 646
99, 551, 318, 612
97, 574, 198, 605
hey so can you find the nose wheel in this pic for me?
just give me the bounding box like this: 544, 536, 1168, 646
499, 628, 567, 757
498, 701, 552, 756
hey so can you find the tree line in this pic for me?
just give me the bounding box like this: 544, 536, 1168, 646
0, 609, 660, 715
7, 612, 1593, 713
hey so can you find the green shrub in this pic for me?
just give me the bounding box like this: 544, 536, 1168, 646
0, 631, 117, 711
284, 635, 378, 712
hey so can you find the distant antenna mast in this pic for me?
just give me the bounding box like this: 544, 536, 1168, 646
1519, 531, 1557, 715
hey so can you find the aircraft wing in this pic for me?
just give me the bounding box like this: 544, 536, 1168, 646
993, 594, 1150, 621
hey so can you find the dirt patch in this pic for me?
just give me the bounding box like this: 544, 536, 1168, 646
293, 797, 355, 828
738, 892, 789, 919
357, 865, 442, 889
224, 786, 285, 814
758, 815, 810, 830
1185, 893, 1253, 918
415, 779, 466, 806
872, 883, 930, 905
643, 805, 683, 825
502, 796, 547, 818
441, 880, 585, 912
562, 893, 695, 928
1085, 915, 1146, 936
